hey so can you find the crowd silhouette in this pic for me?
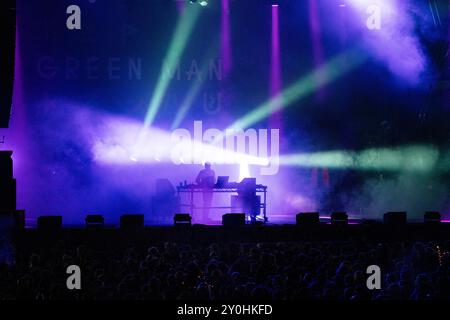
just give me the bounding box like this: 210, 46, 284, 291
1, 239, 448, 300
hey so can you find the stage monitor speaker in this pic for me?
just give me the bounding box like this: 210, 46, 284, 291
174, 214, 191, 226
85, 215, 104, 228
120, 214, 144, 229
296, 212, 320, 225
0, 1, 16, 128
37, 216, 62, 230
331, 212, 348, 225
383, 212, 407, 225
424, 211, 441, 223
222, 213, 245, 227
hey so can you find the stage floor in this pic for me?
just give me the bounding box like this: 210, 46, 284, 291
23, 213, 450, 228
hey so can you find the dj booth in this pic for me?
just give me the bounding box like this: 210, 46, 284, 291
177, 179, 268, 223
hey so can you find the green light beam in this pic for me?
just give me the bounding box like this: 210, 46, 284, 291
143, 5, 201, 128
278, 145, 441, 173
227, 49, 367, 131
171, 75, 206, 130
170, 42, 219, 130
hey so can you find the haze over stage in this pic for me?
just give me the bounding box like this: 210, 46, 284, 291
1, 0, 449, 227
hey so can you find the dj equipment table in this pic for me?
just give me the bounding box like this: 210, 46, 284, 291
177, 185, 268, 222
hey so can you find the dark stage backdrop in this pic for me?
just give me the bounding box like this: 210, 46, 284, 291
2, 0, 449, 225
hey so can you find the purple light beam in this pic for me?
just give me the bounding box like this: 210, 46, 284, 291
308, 0, 326, 101
221, 0, 232, 78
269, 4, 283, 131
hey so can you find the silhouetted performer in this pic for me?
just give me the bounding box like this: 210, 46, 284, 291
196, 162, 215, 222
